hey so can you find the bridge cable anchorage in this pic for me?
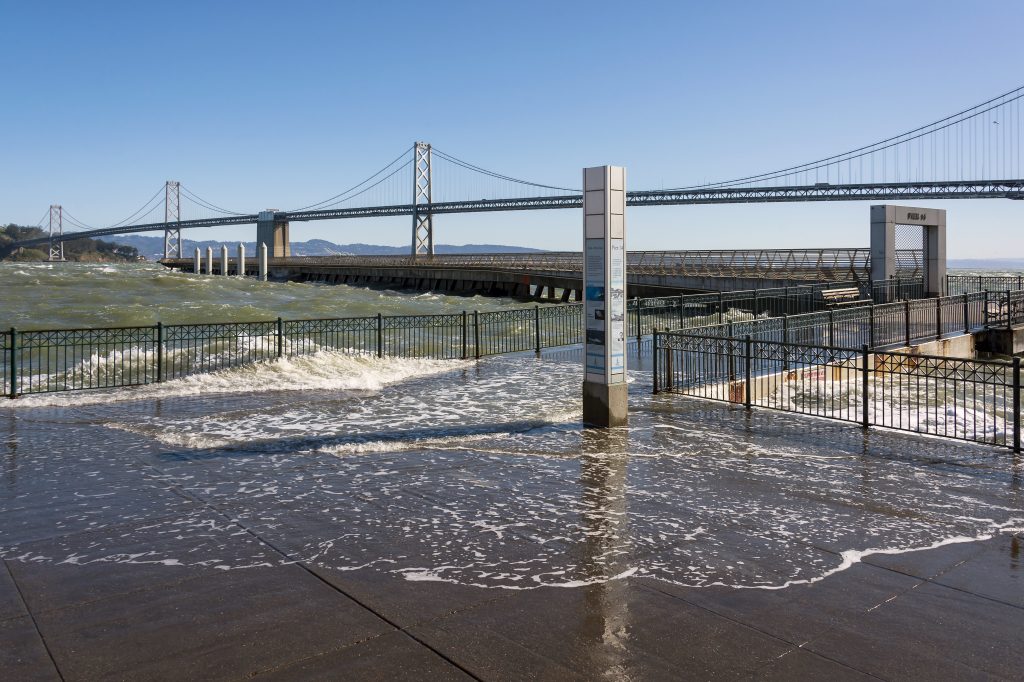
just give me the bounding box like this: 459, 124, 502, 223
412, 142, 433, 259
164, 181, 181, 259
668, 84, 1024, 190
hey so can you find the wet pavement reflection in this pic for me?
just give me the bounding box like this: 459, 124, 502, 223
0, 348, 1022, 678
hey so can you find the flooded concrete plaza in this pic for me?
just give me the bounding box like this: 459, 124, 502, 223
1, 347, 1022, 679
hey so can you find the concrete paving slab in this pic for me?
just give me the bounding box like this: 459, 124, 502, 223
6, 514, 284, 614
32, 564, 393, 681
865, 530, 1024, 608
0, 485, 197, 546
255, 630, 473, 681
0, 561, 27, 622
309, 564, 517, 630
641, 561, 923, 646
802, 579, 1024, 679
410, 580, 796, 680
0, 616, 59, 681
747, 647, 876, 681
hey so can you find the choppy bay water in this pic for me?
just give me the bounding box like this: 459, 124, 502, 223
0, 262, 526, 330
0, 263, 1021, 591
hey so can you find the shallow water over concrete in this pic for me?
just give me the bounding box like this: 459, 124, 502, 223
3, 347, 1021, 591
2, 346, 1023, 678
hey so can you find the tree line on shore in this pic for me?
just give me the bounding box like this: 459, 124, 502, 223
0, 224, 141, 262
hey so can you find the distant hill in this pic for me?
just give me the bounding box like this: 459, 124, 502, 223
0, 224, 142, 263
110, 235, 546, 260
948, 258, 1024, 271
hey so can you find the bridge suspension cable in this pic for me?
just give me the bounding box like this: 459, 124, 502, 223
179, 185, 248, 216
286, 145, 415, 212
673, 84, 1024, 190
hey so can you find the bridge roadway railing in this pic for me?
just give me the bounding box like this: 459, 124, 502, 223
261, 248, 920, 282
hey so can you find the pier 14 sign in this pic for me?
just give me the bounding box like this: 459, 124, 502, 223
583, 166, 626, 387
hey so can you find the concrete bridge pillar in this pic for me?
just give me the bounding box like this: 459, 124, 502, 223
257, 210, 290, 258
259, 243, 268, 281
220, 245, 229, 276
870, 205, 946, 297
193, 247, 201, 274
205, 246, 214, 275
237, 243, 246, 276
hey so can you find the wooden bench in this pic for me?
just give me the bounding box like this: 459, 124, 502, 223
820, 287, 870, 307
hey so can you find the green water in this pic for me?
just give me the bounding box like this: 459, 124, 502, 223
0, 262, 528, 330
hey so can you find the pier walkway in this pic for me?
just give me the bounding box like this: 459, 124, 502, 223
160, 248, 904, 298
1, 346, 1021, 679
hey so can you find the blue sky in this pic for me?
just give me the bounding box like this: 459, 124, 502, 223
2, 1, 1023, 256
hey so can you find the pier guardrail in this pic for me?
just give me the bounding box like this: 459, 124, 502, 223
653, 332, 1021, 451
663, 288, 1024, 351
947, 274, 1024, 296
0, 280, 928, 399
184, 248, 924, 282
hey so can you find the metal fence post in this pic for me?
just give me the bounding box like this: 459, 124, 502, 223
376, 313, 383, 358
678, 294, 685, 329
904, 300, 911, 346
473, 310, 481, 359
1014, 356, 1021, 453
1008, 289, 1013, 331
461, 311, 468, 360
276, 317, 284, 358
744, 335, 752, 409
718, 291, 725, 324
8, 328, 16, 399
782, 315, 789, 371
534, 305, 541, 355
963, 294, 970, 334
869, 304, 876, 349
634, 298, 642, 343
935, 298, 942, 340
155, 322, 164, 383
861, 344, 870, 428
728, 320, 735, 338
984, 290, 990, 327
652, 330, 660, 394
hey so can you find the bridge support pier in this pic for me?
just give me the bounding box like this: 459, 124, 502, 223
205, 247, 213, 275
871, 205, 946, 297
194, 247, 201, 274
237, 243, 245, 276
257, 211, 290, 258
220, 245, 229, 276
582, 165, 628, 428
259, 243, 268, 281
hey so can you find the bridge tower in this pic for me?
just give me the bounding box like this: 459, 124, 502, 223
163, 181, 181, 260
47, 205, 65, 262
411, 142, 433, 259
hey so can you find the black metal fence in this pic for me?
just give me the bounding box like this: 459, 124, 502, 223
947, 274, 1024, 296
653, 331, 1021, 451
3, 275, 1013, 401
660, 289, 1024, 352
1, 305, 584, 398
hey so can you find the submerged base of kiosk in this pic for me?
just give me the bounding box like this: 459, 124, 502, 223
583, 381, 628, 428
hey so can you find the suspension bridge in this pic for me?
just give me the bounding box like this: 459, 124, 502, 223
8, 85, 1024, 266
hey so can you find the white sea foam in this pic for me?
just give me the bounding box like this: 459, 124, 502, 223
8, 350, 464, 407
